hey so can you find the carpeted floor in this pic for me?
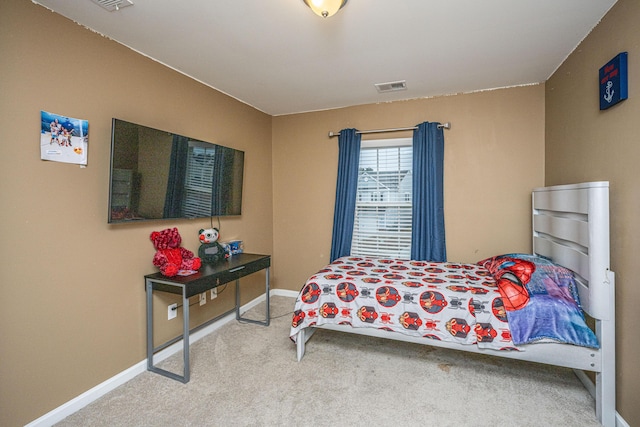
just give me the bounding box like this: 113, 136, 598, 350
55, 296, 601, 427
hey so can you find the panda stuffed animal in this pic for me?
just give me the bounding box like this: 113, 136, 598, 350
198, 228, 227, 264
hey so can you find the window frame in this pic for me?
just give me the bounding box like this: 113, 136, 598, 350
181, 142, 215, 218
350, 137, 413, 259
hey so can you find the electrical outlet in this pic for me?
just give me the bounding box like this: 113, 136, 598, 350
199, 292, 206, 306
168, 303, 177, 320
210, 287, 218, 300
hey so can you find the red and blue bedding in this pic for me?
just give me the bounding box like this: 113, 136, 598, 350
290, 255, 598, 350
478, 253, 599, 348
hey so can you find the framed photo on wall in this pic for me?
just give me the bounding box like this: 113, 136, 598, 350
40, 110, 89, 165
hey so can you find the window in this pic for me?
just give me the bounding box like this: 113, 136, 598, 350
182, 143, 214, 217
351, 138, 412, 258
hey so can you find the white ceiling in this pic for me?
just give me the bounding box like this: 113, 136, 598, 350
32, 0, 617, 116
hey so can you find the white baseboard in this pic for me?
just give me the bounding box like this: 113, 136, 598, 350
30, 289, 628, 427
272, 288, 299, 298
25, 291, 283, 427
616, 413, 631, 427
572, 370, 629, 427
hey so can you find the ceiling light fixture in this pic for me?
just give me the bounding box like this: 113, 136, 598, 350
303, 0, 348, 18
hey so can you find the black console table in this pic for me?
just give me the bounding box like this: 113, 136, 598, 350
145, 253, 271, 383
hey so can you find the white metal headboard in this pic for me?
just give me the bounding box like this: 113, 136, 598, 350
532, 181, 612, 320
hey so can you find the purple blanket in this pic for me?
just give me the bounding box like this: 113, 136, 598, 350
478, 253, 599, 348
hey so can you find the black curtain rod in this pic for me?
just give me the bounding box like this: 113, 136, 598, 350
328, 122, 451, 138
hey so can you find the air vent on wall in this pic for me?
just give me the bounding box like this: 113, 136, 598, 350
375, 80, 407, 93
89, 0, 133, 12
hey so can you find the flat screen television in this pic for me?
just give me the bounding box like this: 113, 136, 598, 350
108, 118, 244, 223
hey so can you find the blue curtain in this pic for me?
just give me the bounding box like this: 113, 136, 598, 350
211, 146, 241, 216
330, 129, 361, 262
411, 122, 446, 261
211, 146, 226, 216
163, 135, 189, 218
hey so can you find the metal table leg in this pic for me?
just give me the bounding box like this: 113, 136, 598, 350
146, 282, 190, 383
146, 279, 154, 371
181, 290, 190, 382
236, 266, 270, 326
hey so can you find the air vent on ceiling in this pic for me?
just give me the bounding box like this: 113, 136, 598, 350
375, 80, 407, 93
89, 0, 133, 12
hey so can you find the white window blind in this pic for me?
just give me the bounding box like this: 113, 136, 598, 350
182, 143, 214, 218
351, 138, 412, 258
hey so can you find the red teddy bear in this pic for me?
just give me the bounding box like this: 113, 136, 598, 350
150, 227, 201, 277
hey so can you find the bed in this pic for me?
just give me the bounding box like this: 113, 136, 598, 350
290, 181, 615, 427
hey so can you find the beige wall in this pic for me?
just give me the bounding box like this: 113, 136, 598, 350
545, 0, 639, 424
10, 0, 631, 425
272, 86, 545, 291
0, 1, 272, 426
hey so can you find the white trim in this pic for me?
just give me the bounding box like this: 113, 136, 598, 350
616, 413, 632, 427
23, 288, 630, 427
573, 365, 628, 427
24, 360, 146, 427
361, 137, 412, 148
25, 292, 273, 427
272, 288, 299, 298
